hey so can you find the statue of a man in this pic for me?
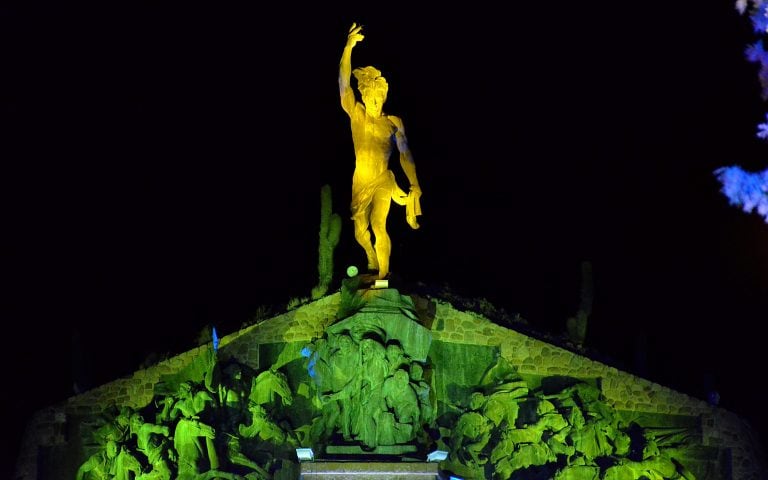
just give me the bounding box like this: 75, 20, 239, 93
339, 23, 422, 280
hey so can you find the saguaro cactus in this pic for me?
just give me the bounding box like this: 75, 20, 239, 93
312, 184, 342, 299
566, 260, 593, 348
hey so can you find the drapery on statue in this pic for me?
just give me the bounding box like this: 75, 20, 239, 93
339, 23, 422, 280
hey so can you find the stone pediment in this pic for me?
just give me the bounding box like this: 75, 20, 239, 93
15, 288, 767, 480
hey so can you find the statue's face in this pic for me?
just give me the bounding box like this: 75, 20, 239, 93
361, 83, 387, 117
106, 441, 118, 459
179, 383, 192, 396
386, 344, 402, 360
470, 392, 485, 410
130, 414, 143, 429
339, 336, 353, 351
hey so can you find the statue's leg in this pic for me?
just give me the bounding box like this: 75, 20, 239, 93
370, 191, 392, 279
353, 209, 378, 271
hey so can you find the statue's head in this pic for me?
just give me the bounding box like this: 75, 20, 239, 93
338, 334, 354, 351
178, 381, 193, 396
116, 407, 132, 427
394, 369, 409, 384
353, 66, 388, 117
410, 363, 423, 381
469, 392, 486, 411
106, 440, 118, 459
224, 363, 242, 381
129, 413, 144, 431
386, 343, 403, 361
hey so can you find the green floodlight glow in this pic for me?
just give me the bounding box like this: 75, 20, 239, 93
346, 265, 359, 277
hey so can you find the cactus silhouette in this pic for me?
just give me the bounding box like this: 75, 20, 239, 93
312, 184, 342, 299
566, 260, 593, 348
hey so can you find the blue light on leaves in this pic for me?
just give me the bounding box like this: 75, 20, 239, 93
750, 4, 768, 33
746, 40, 768, 64
757, 114, 768, 139
714, 166, 768, 221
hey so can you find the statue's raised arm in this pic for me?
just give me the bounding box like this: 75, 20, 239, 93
339, 23, 364, 116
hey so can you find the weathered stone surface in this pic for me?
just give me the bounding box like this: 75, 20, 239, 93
329, 289, 431, 361
300, 461, 439, 479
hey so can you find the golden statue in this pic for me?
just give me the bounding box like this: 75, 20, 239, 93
339, 23, 422, 280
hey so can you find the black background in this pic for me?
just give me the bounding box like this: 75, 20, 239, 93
4, 3, 768, 475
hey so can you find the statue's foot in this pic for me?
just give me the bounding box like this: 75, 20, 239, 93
359, 272, 379, 285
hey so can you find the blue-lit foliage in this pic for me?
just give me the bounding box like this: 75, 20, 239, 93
750, 3, 768, 33
744, 3, 768, 106
746, 40, 768, 64
715, 2, 768, 217
714, 166, 768, 221
212, 326, 219, 352
758, 113, 768, 139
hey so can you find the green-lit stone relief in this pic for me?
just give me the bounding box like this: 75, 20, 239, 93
69, 289, 722, 479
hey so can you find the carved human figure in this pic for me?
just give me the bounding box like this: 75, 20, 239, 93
330, 334, 361, 392
383, 369, 420, 425
155, 395, 175, 425
76, 440, 118, 480
112, 444, 143, 480
224, 435, 271, 479
507, 443, 556, 473
328, 334, 362, 439
174, 417, 217, 476
249, 369, 293, 408
385, 343, 407, 375
351, 338, 391, 447
360, 338, 388, 389
409, 363, 434, 426
129, 413, 172, 480
221, 364, 247, 407
339, 23, 422, 279
452, 411, 491, 467
93, 406, 133, 445
238, 402, 287, 445
170, 382, 219, 472
481, 385, 527, 430
171, 381, 217, 421
219, 364, 249, 431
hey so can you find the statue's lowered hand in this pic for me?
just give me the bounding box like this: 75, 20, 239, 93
406, 185, 422, 230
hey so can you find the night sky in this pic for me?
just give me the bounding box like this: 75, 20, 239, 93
4, 3, 768, 475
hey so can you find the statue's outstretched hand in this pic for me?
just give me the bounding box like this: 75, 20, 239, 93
347, 23, 364, 47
